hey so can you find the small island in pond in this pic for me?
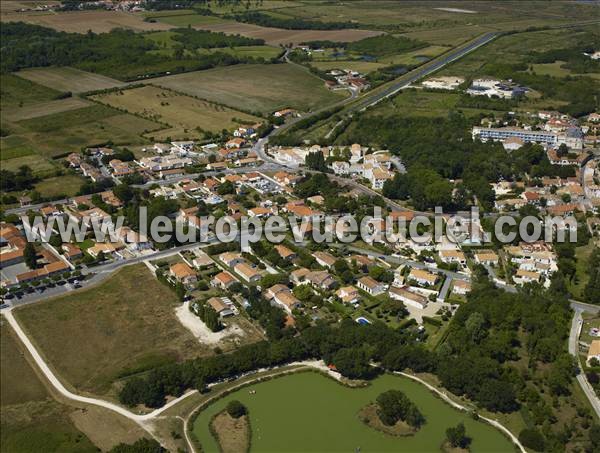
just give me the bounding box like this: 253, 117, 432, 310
359, 389, 425, 437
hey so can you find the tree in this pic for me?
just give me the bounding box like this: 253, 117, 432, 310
519, 428, 545, 452
226, 400, 247, 418
556, 143, 569, 157
332, 347, 376, 380
109, 438, 165, 453
446, 422, 471, 449
375, 389, 425, 428
23, 242, 37, 269
305, 151, 327, 172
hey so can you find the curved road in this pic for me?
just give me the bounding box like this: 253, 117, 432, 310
569, 301, 600, 418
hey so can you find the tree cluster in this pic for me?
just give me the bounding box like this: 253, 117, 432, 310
375, 389, 425, 428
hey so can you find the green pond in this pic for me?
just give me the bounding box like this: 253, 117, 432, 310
192, 372, 516, 452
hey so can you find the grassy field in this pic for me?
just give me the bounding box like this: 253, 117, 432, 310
0, 9, 172, 33
6, 104, 163, 158
567, 241, 596, 300
150, 63, 346, 114
0, 320, 98, 453
14, 265, 201, 396
16, 67, 127, 93
152, 13, 232, 28
436, 26, 597, 78
311, 60, 386, 74
91, 85, 262, 135
378, 45, 450, 65
193, 372, 514, 452
33, 174, 86, 198
1, 74, 61, 109
6, 97, 93, 122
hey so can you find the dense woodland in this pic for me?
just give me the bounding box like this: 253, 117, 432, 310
0, 23, 272, 80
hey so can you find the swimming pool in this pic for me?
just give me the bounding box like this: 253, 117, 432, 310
355, 316, 371, 325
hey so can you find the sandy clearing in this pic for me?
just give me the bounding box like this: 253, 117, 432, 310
175, 301, 246, 346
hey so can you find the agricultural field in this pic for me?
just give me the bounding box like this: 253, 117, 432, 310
1, 74, 62, 110
13, 265, 201, 396
378, 45, 450, 65
6, 97, 93, 122
16, 67, 127, 93
0, 9, 171, 33
33, 174, 87, 198
144, 30, 282, 60
311, 60, 386, 74
150, 63, 347, 114
150, 12, 381, 46
0, 320, 98, 453
436, 26, 598, 78
192, 372, 514, 452
258, 1, 598, 32
4, 103, 163, 161
91, 85, 263, 136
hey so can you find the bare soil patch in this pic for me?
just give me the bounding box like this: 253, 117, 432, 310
210, 410, 250, 453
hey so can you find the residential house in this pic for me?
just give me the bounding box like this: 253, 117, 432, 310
207, 297, 234, 318
219, 252, 245, 268
336, 286, 360, 305
389, 286, 428, 309
274, 244, 296, 261
473, 250, 499, 265
439, 250, 466, 266
305, 270, 336, 290
587, 340, 600, 365
408, 268, 438, 287
357, 276, 386, 296
170, 262, 197, 287
234, 262, 262, 284
452, 280, 471, 296
212, 271, 237, 290
313, 251, 337, 269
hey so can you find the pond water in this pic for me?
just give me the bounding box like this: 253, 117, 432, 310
192, 371, 515, 452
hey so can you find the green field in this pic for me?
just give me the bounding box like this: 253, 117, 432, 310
14, 265, 201, 396
16, 67, 127, 93
150, 63, 347, 114
1, 74, 61, 110
0, 321, 98, 453
311, 60, 386, 74
91, 85, 262, 136
6, 104, 163, 158
152, 13, 232, 27
193, 372, 515, 452
33, 174, 86, 198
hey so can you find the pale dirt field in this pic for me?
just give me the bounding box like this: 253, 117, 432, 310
17, 67, 127, 93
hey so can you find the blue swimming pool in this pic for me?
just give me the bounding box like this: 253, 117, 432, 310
355, 317, 372, 325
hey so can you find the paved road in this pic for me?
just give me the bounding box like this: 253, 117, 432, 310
569, 305, 600, 418
348, 32, 501, 113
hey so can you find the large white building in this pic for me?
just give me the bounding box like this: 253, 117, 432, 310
472, 127, 558, 147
